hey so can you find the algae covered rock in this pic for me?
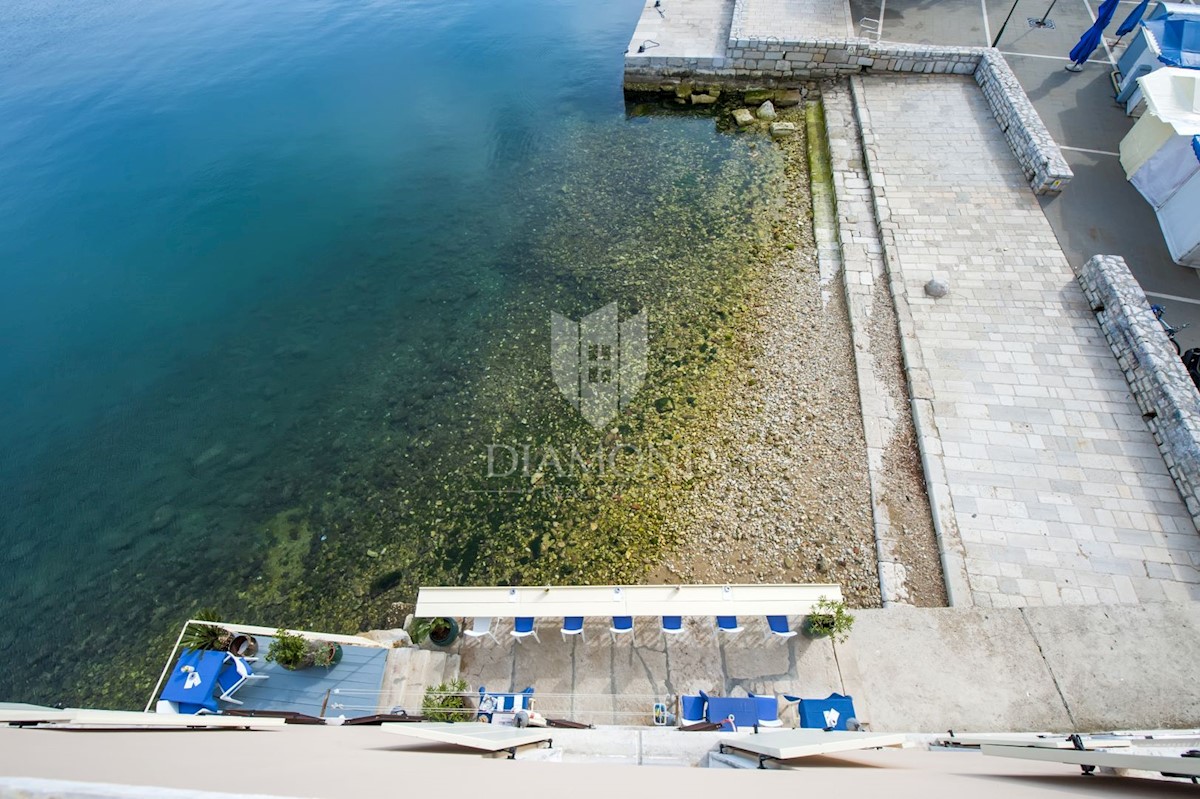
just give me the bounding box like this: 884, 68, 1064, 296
691, 93, 718, 105
744, 88, 774, 104
775, 89, 803, 108
769, 121, 797, 138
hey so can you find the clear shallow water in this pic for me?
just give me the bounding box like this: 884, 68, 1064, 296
0, 0, 787, 704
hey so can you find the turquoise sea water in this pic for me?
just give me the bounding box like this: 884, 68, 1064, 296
0, 0, 786, 704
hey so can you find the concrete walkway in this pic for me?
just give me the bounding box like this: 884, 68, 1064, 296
626, 0, 734, 60
454, 602, 1200, 732
731, 0, 855, 40
848, 74, 1200, 607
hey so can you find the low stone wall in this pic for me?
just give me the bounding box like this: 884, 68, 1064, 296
974, 50, 1072, 194
725, 38, 980, 78
625, 43, 1071, 194
1079, 254, 1200, 531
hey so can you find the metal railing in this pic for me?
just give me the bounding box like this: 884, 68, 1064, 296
327, 688, 678, 727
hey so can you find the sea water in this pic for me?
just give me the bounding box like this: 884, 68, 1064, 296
0, 0, 789, 705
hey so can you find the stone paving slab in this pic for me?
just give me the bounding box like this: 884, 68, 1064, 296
851, 74, 1200, 607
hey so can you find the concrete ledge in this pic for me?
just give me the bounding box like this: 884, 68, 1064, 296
1079, 254, 1200, 532
1022, 602, 1200, 731
843, 603, 1200, 732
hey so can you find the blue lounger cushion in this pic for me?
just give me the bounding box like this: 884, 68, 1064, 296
704, 696, 759, 729
748, 693, 782, 727
797, 693, 857, 730
680, 695, 706, 723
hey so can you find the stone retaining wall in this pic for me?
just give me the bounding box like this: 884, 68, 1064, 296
1079, 254, 1200, 531
625, 43, 1071, 194
974, 50, 1071, 194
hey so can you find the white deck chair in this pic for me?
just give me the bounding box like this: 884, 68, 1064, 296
217, 656, 268, 704
463, 616, 499, 644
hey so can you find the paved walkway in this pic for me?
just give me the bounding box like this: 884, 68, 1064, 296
626, 0, 733, 59
845, 0, 1200, 348
730, 0, 854, 41
454, 602, 1200, 732
851, 75, 1200, 606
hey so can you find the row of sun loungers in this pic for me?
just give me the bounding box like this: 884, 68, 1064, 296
465, 615, 801, 643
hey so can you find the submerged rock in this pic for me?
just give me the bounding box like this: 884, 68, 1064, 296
769, 122, 797, 138
228, 452, 255, 470
733, 108, 754, 127
192, 443, 227, 469
757, 101, 777, 120
148, 505, 176, 531
654, 397, 675, 414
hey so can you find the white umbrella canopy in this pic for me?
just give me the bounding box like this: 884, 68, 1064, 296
1120, 67, 1200, 178
1141, 66, 1200, 134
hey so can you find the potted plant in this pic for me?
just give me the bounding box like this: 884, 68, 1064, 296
227, 634, 259, 658
266, 628, 314, 670
411, 617, 460, 647
421, 678, 470, 722
803, 597, 855, 643
310, 641, 344, 669
181, 611, 233, 651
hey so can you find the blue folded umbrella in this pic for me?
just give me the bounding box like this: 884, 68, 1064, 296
1069, 0, 1121, 66
1116, 0, 1152, 38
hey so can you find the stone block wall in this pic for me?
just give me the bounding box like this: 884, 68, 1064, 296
974, 50, 1072, 194
724, 38, 981, 78
1079, 254, 1200, 531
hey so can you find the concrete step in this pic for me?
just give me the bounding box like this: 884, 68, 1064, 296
441, 653, 461, 685
377, 647, 452, 714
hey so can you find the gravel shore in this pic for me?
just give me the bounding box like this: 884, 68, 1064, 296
650, 97, 946, 608
650, 104, 882, 607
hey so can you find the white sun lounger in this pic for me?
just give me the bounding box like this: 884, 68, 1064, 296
719, 729, 908, 768
381, 722, 553, 758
